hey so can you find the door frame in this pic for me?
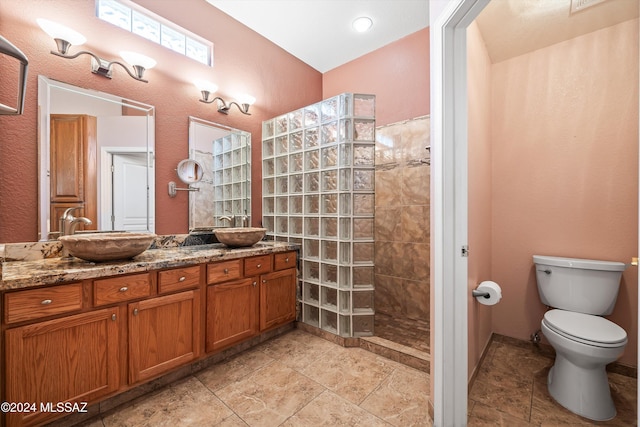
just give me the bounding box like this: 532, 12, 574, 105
430, 0, 489, 425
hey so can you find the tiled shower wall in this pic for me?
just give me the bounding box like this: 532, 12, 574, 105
374, 116, 430, 321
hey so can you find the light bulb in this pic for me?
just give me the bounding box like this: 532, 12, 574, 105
120, 51, 156, 69
237, 94, 256, 105
37, 18, 86, 46
352, 16, 373, 33
193, 79, 218, 94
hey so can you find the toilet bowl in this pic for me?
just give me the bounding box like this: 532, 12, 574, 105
541, 309, 627, 421
533, 255, 627, 421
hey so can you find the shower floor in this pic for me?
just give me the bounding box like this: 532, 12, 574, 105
374, 312, 430, 354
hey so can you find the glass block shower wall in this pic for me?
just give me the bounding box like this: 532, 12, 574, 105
211, 132, 251, 227
262, 93, 376, 337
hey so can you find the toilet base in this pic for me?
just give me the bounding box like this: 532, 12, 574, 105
547, 354, 616, 421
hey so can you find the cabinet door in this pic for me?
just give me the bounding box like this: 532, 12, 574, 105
206, 278, 258, 353
129, 290, 201, 384
260, 268, 297, 331
49, 114, 97, 232
5, 308, 119, 427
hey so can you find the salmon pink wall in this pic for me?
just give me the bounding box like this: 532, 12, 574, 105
322, 28, 430, 127
490, 19, 639, 366
466, 21, 493, 379
0, 0, 322, 242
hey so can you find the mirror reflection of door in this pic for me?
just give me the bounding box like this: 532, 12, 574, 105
39, 76, 156, 240
111, 152, 150, 231
49, 114, 97, 234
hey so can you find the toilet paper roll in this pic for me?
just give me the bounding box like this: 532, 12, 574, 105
475, 281, 502, 306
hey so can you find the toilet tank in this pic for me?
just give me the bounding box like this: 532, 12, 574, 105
533, 255, 626, 315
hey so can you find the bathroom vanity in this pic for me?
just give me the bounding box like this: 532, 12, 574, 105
0, 241, 298, 427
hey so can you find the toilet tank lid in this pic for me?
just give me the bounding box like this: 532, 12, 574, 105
533, 255, 626, 272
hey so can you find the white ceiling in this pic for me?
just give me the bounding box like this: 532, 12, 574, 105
476, 0, 639, 63
206, 0, 429, 73
206, 0, 638, 72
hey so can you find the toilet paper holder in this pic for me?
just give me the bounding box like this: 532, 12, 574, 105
471, 289, 490, 299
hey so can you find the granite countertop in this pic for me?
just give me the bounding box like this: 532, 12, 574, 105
0, 241, 299, 291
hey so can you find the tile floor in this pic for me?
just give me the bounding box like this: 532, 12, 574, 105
76, 329, 431, 427
66, 327, 636, 427
468, 337, 637, 426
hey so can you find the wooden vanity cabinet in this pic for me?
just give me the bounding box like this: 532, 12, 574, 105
2, 249, 297, 426
4, 307, 120, 427
205, 259, 257, 352
205, 252, 298, 352
129, 289, 201, 384
260, 251, 297, 331
206, 278, 258, 352
124, 267, 202, 384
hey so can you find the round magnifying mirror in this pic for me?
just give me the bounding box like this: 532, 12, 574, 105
176, 159, 204, 184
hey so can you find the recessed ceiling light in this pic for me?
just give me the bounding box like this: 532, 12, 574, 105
352, 16, 373, 33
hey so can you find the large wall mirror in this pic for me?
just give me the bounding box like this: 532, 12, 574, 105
38, 76, 155, 241
188, 116, 251, 231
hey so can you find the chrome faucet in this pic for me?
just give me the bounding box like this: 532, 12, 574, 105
219, 215, 234, 227
59, 207, 92, 236
219, 214, 249, 227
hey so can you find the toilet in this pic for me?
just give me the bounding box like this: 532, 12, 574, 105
533, 255, 627, 421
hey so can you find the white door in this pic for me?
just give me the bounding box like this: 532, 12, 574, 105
113, 153, 149, 231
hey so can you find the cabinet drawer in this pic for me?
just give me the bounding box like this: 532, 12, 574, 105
274, 251, 297, 271
4, 283, 83, 324
93, 273, 151, 306
207, 259, 242, 284
158, 266, 201, 294
244, 255, 272, 276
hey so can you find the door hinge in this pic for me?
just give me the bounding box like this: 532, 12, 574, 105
461, 245, 469, 257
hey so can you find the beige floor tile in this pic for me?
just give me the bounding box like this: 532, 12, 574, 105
196, 347, 275, 392
467, 402, 531, 427
300, 346, 397, 404
257, 329, 338, 371
476, 342, 552, 385
215, 414, 250, 426
282, 390, 392, 426
360, 366, 430, 426
214, 360, 324, 427
468, 371, 533, 422
102, 376, 234, 427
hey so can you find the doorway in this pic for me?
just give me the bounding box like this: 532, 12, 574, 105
432, 0, 639, 425
100, 149, 155, 231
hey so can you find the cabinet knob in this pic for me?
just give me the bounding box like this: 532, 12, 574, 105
119, 286, 128, 292
224, 268, 229, 274
111, 313, 117, 321
252, 281, 257, 287
41, 299, 52, 305
179, 276, 186, 282
257, 264, 262, 269
285, 257, 289, 263
133, 308, 139, 316
262, 279, 267, 284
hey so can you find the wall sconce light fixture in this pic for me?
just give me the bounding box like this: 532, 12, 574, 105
194, 79, 255, 115
37, 18, 156, 83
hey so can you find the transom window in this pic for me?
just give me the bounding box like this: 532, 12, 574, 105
96, 0, 213, 66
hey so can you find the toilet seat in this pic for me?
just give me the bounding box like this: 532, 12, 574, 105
543, 309, 627, 348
